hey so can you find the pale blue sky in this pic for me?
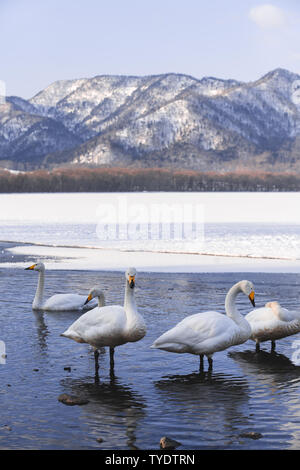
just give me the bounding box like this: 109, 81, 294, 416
1, 0, 300, 98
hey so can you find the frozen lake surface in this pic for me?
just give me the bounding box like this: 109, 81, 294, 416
0, 192, 300, 272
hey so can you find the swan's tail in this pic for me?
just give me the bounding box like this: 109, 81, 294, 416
151, 337, 188, 353
60, 330, 85, 343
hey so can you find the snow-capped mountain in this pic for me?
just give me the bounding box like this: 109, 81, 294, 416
1, 68, 300, 171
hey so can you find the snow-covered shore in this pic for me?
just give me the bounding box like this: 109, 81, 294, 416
1, 192, 299, 273
3, 242, 300, 273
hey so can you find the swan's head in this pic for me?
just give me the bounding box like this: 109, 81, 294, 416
25, 262, 45, 272
265, 301, 281, 312
126, 267, 137, 289
240, 280, 255, 307
84, 287, 105, 305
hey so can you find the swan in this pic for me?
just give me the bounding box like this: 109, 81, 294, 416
84, 287, 105, 308
151, 280, 255, 370
61, 267, 146, 371
245, 300, 300, 352
25, 262, 97, 311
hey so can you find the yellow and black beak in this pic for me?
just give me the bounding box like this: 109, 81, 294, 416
129, 275, 135, 289
248, 290, 255, 307
84, 293, 93, 305
25, 264, 36, 270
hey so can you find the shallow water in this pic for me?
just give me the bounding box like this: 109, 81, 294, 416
1, 268, 300, 450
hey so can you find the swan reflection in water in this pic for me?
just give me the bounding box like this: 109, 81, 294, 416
228, 349, 300, 379
229, 348, 300, 449
31, 308, 85, 356
228, 348, 300, 399
154, 371, 252, 448
60, 374, 146, 450
32, 309, 49, 354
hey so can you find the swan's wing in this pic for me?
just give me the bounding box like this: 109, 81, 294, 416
62, 305, 127, 347
246, 307, 277, 323
43, 293, 91, 311
246, 306, 299, 323
246, 306, 300, 341
152, 311, 241, 355
278, 307, 300, 322
245, 307, 282, 338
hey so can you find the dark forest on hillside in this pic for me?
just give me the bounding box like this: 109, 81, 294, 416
0, 167, 299, 192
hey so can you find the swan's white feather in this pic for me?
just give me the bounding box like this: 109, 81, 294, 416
43, 294, 97, 312
246, 303, 300, 343
62, 305, 129, 348
152, 311, 247, 355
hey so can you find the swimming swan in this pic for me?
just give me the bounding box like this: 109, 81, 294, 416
245, 300, 300, 352
61, 268, 146, 371
151, 280, 255, 370
25, 262, 97, 311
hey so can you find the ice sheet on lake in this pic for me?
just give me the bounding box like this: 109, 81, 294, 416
0, 192, 299, 272
4, 244, 300, 273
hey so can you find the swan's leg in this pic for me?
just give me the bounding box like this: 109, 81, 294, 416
207, 355, 213, 370
271, 340, 276, 351
94, 349, 100, 374
109, 347, 115, 370
199, 354, 204, 371
255, 341, 260, 353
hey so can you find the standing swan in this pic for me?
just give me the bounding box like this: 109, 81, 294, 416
245, 301, 300, 352
151, 280, 255, 371
25, 262, 97, 311
61, 268, 146, 372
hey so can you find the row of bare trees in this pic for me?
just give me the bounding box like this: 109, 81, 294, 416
0, 167, 299, 192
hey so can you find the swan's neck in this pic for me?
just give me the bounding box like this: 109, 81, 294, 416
123, 282, 146, 338
97, 293, 105, 307
124, 282, 137, 314
33, 269, 45, 309
225, 283, 250, 332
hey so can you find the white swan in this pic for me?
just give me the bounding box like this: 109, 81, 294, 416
151, 280, 255, 370
25, 262, 97, 312
61, 267, 146, 371
84, 287, 105, 308
245, 300, 300, 352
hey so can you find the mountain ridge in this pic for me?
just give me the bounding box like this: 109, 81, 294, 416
1, 68, 300, 172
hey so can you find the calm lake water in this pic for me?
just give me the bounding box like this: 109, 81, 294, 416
1, 266, 300, 450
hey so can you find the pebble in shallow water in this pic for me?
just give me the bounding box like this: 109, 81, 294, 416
58, 394, 89, 406
160, 436, 181, 449
239, 432, 263, 440
1, 425, 12, 431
